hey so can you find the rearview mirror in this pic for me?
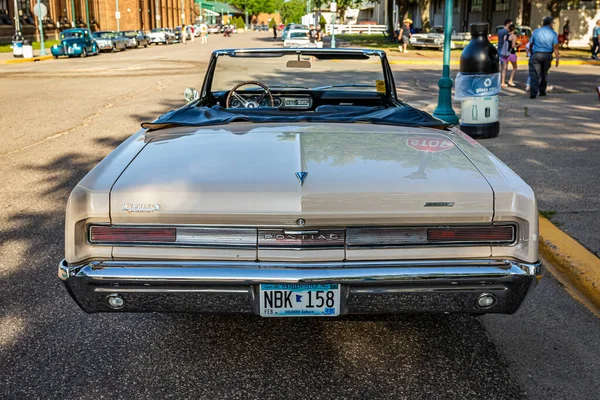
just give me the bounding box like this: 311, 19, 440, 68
286, 60, 311, 68
184, 87, 199, 102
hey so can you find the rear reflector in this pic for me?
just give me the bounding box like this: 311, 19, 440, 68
90, 226, 177, 243
427, 226, 515, 244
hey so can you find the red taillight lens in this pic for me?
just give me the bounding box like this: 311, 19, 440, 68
89, 226, 177, 243
427, 226, 515, 243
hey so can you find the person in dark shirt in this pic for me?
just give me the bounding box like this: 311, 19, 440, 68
308, 25, 318, 44
398, 18, 412, 53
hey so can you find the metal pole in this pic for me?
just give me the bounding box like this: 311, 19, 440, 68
432, 0, 459, 124
13, 0, 21, 35
70, 0, 76, 27
116, 0, 120, 31
36, 0, 46, 55
181, 0, 184, 25
155, 0, 160, 28
244, 0, 247, 28
330, 0, 336, 48
85, 0, 90, 31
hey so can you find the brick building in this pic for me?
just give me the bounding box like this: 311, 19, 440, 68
0, 0, 198, 43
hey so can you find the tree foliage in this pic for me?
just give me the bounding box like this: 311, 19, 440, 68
230, 0, 277, 17
280, 0, 306, 24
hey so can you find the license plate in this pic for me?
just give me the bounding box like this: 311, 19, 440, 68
259, 284, 340, 317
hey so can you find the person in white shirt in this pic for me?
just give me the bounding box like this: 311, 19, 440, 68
200, 23, 208, 44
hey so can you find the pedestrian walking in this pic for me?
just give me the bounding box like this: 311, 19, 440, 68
190, 26, 195, 43
528, 16, 560, 99
181, 25, 187, 44
501, 24, 518, 87
308, 24, 318, 46
316, 26, 323, 48
200, 22, 208, 44
525, 42, 553, 93
498, 18, 513, 83
592, 20, 600, 60
562, 19, 570, 48
398, 18, 412, 53
273, 24, 277, 39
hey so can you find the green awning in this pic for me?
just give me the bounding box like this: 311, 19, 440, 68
195, 1, 243, 14
195, 0, 215, 10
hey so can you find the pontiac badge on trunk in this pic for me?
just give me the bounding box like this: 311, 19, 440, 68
122, 204, 161, 213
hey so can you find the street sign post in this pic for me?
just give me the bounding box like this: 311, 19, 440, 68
33, 0, 47, 56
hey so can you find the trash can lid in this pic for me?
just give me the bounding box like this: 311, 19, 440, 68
23, 39, 31, 45
470, 23, 489, 36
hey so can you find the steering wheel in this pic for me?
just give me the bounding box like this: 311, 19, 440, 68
225, 81, 274, 109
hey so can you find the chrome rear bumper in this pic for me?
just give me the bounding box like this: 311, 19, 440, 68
58, 259, 542, 315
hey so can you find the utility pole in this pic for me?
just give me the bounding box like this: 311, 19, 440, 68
36, 0, 46, 55
432, 0, 459, 124
181, 0, 185, 26
330, 0, 336, 48
13, 0, 21, 36
155, 0, 161, 28
70, 0, 76, 26
85, 0, 90, 31
115, 0, 120, 31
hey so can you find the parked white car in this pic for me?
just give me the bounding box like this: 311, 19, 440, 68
410, 27, 471, 50
284, 29, 311, 48
147, 28, 176, 45
59, 48, 542, 317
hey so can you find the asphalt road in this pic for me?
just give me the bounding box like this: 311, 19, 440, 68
1, 32, 599, 400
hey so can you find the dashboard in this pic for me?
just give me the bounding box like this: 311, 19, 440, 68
228, 94, 313, 110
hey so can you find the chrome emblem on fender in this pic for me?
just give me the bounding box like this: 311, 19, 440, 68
424, 202, 455, 207
122, 203, 161, 213
295, 171, 308, 185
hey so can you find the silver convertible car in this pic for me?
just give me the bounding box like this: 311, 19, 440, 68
59, 48, 542, 317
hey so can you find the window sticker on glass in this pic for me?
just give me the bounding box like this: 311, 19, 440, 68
376, 80, 386, 93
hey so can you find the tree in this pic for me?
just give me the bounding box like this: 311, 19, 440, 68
230, 0, 277, 17
319, 14, 327, 30
235, 16, 245, 29
418, 0, 431, 32
280, 0, 305, 24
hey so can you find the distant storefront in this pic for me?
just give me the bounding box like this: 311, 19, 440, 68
0, 0, 198, 43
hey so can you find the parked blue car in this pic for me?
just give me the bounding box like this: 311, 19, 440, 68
51, 28, 99, 58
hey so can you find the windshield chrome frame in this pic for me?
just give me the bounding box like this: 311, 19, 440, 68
198, 48, 398, 106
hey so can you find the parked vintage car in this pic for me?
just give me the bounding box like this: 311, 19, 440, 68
283, 29, 310, 47
147, 28, 176, 45
93, 31, 128, 52
282, 23, 307, 42
59, 48, 542, 316
410, 27, 471, 50
207, 25, 221, 34
50, 28, 99, 58
489, 25, 532, 52
121, 30, 149, 48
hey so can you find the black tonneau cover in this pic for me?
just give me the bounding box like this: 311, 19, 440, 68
141, 105, 451, 130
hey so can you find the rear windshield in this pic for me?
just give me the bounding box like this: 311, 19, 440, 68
289, 31, 308, 38
122, 31, 138, 37
94, 32, 116, 38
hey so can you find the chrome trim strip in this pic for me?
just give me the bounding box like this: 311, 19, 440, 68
59, 259, 542, 283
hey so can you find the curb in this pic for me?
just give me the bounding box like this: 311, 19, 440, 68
539, 216, 600, 310
387, 58, 599, 66
4, 55, 53, 64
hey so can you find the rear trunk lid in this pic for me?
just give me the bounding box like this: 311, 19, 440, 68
109, 123, 493, 226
